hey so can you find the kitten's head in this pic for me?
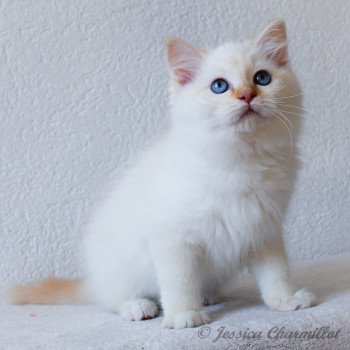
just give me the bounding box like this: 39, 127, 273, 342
166, 20, 301, 139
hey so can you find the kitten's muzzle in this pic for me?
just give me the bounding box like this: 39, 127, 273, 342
237, 104, 259, 121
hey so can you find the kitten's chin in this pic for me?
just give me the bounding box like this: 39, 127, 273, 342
238, 108, 258, 122
231, 107, 264, 133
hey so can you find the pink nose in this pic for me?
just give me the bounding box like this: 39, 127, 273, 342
238, 92, 256, 104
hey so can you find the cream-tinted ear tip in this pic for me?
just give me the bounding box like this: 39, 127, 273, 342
165, 37, 185, 48
165, 37, 175, 45
269, 18, 285, 26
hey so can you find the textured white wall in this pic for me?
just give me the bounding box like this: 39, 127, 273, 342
1, 0, 349, 293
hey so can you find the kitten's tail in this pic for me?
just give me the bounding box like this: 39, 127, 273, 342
7, 277, 89, 305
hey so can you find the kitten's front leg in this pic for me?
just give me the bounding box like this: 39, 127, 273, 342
247, 238, 315, 311
151, 241, 209, 329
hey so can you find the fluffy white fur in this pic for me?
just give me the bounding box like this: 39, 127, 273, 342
83, 20, 315, 329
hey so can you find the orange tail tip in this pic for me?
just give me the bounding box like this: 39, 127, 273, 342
7, 277, 86, 305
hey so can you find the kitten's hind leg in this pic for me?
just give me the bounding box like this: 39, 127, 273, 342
120, 298, 159, 321
247, 238, 316, 311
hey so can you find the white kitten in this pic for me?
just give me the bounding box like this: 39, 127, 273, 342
9, 19, 315, 329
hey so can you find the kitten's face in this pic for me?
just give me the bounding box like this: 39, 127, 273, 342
186, 44, 299, 133
167, 20, 301, 137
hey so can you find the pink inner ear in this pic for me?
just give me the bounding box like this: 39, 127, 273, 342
166, 38, 204, 85
176, 68, 192, 85
272, 46, 287, 66
255, 20, 288, 66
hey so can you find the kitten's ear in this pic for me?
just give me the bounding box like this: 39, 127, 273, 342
255, 19, 288, 66
166, 38, 206, 85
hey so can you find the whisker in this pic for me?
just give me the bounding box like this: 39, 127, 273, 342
271, 108, 293, 130
279, 109, 318, 125
269, 109, 293, 161
262, 99, 314, 116
275, 103, 315, 114
273, 93, 303, 100
272, 83, 287, 95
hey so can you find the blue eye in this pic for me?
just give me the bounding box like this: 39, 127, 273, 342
211, 79, 229, 94
254, 70, 271, 86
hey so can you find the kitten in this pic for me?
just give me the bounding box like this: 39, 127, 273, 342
9, 19, 315, 329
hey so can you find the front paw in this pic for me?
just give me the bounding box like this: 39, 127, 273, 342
266, 288, 316, 311
162, 310, 210, 329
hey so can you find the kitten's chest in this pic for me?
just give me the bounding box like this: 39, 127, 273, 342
197, 167, 284, 265
205, 165, 267, 208
203, 163, 286, 242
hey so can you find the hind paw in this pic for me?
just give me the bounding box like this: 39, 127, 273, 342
266, 289, 316, 311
